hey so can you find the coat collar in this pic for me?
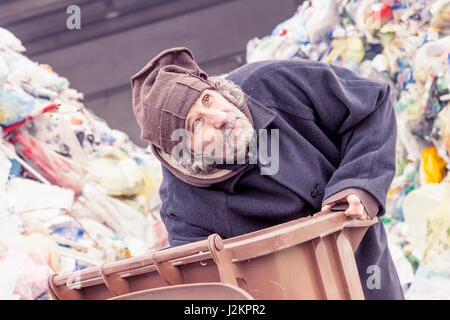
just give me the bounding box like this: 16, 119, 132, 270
247, 95, 278, 131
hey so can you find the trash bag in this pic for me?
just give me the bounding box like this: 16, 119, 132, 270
0, 89, 35, 126
402, 183, 450, 261
86, 147, 145, 197
0, 229, 61, 300
13, 132, 85, 194
71, 183, 156, 248
405, 250, 450, 299
323, 37, 365, 65
423, 188, 450, 265
0, 247, 53, 300
430, 0, 450, 32
5, 177, 74, 222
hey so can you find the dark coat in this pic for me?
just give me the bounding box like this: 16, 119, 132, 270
158, 58, 404, 300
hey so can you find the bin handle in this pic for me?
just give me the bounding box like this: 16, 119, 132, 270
100, 263, 132, 296
47, 273, 85, 300
208, 234, 242, 287
151, 251, 184, 285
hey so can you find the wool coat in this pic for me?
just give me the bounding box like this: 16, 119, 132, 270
158, 58, 404, 300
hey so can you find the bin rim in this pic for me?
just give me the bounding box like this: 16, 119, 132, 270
49, 211, 377, 290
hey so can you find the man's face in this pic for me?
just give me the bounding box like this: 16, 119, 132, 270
185, 89, 254, 163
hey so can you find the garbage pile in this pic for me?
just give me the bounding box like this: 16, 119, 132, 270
246, 0, 450, 299
0, 28, 167, 299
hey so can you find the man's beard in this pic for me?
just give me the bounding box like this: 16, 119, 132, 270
185, 106, 254, 174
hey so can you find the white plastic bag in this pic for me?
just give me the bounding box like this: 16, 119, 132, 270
86, 147, 144, 196
72, 183, 156, 248
0, 88, 35, 126
5, 177, 74, 222
406, 250, 450, 299
402, 183, 450, 261
0, 249, 52, 300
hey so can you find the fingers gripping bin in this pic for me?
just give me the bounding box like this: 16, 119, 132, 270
48, 211, 377, 300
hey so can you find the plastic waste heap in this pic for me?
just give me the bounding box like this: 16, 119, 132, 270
0, 27, 167, 300
246, 0, 450, 299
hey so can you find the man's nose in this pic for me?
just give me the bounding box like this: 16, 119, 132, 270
206, 109, 228, 129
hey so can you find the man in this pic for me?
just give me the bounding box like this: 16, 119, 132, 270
130, 47, 404, 299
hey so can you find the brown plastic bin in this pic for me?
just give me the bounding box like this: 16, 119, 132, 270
48, 210, 377, 300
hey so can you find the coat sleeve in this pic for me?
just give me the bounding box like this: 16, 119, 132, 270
316, 65, 396, 218
253, 60, 397, 217
321, 188, 381, 218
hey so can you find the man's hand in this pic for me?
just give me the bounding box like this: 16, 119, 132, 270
321, 193, 371, 220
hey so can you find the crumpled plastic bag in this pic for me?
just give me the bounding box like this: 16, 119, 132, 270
388, 239, 415, 292
0, 230, 60, 300
31, 112, 88, 167
430, 0, 450, 32
5, 177, 74, 222
71, 183, 156, 248
1, 47, 69, 94
402, 182, 450, 261
271, 1, 313, 43
14, 132, 85, 194
0, 88, 35, 126
405, 250, 450, 299
86, 147, 144, 196
304, 0, 341, 43
323, 37, 365, 65
0, 249, 52, 300
419, 146, 447, 184
246, 35, 301, 63
246, 0, 341, 63
423, 189, 450, 265
414, 36, 450, 85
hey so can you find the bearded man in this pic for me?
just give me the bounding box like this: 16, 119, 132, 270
130, 47, 404, 300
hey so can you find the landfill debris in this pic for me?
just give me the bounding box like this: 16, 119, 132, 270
0, 26, 167, 299
247, 0, 449, 298
402, 182, 450, 262
405, 249, 450, 299
86, 146, 145, 197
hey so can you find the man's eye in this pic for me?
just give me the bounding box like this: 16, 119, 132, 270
203, 94, 210, 106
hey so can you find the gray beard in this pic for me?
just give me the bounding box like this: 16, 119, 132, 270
179, 106, 254, 175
